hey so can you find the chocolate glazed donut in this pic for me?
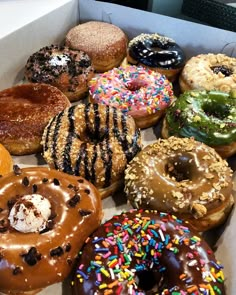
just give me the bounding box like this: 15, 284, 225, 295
127, 33, 185, 82
71, 210, 225, 295
0, 166, 102, 294
42, 103, 142, 199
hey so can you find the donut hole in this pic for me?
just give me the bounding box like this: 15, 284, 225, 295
202, 102, 230, 120
166, 153, 194, 182
80, 128, 108, 144
125, 79, 148, 91
210, 65, 233, 76
136, 269, 161, 291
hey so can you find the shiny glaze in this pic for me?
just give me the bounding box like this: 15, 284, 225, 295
72, 210, 225, 295
0, 166, 102, 293
42, 103, 142, 191
165, 90, 236, 146
128, 33, 185, 69
124, 137, 233, 232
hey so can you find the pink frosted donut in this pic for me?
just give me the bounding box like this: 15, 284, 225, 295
89, 65, 174, 129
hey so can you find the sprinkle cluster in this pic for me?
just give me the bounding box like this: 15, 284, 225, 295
72, 210, 225, 295
89, 65, 174, 115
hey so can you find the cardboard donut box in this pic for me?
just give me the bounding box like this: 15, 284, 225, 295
0, 0, 236, 294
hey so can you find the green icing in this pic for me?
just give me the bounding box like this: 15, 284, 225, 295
165, 90, 236, 146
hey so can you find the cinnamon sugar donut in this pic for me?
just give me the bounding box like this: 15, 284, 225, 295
124, 137, 234, 232
89, 65, 174, 129
71, 210, 225, 295
25, 45, 94, 101
179, 53, 236, 93
0, 83, 70, 155
65, 21, 128, 72
0, 144, 13, 176
0, 166, 102, 294
41, 103, 142, 199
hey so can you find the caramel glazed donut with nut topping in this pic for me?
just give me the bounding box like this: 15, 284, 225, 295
0, 166, 102, 294
24, 45, 94, 101
124, 137, 234, 232
179, 53, 236, 93
41, 103, 142, 199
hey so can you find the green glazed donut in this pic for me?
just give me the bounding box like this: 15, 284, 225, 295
163, 90, 236, 148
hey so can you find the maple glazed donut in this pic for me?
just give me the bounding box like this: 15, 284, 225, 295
89, 65, 174, 129
0, 166, 102, 294
41, 103, 142, 199
71, 210, 226, 295
65, 21, 128, 72
0, 83, 70, 155
25, 44, 94, 101
126, 33, 185, 82
124, 137, 234, 232
179, 53, 236, 93
162, 90, 236, 158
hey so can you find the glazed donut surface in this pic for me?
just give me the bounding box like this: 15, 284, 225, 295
0, 83, 70, 155
124, 137, 234, 232
42, 103, 142, 199
71, 210, 225, 295
0, 144, 13, 176
179, 53, 236, 93
65, 21, 128, 72
0, 166, 102, 294
162, 90, 236, 158
127, 33, 185, 81
89, 65, 174, 129
25, 44, 94, 101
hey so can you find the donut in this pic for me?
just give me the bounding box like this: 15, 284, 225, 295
124, 137, 234, 232
89, 65, 175, 129
41, 103, 142, 199
0, 166, 102, 294
179, 53, 236, 93
25, 44, 94, 101
65, 21, 128, 72
126, 33, 185, 82
71, 210, 225, 295
162, 90, 236, 158
0, 144, 13, 176
0, 83, 70, 155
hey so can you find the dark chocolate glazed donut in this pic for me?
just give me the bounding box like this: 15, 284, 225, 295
71, 210, 225, 295
25, 44, 94, 101
127, 33, 185, 82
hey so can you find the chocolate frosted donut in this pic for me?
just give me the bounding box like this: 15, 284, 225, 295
25, 45, 94, 101
71, 210, 225, 295
126, 33, 185, 82
0, 166, 102, 294
124, 137, 234, 232
41, 103, 142, 199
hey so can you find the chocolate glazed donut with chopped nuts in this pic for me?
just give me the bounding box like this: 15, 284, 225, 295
124, 137, 234, 232
0, 166, 102, 294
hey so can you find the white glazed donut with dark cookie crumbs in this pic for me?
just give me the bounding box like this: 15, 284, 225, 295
124, 137, 234, 232
179, 53, 236, 93
0, 165, 102, 294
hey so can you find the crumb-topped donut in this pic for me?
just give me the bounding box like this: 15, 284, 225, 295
0, 83, 70, 155
89, 65, 174, 129
126, 33, 185, 82
0, 144, 13, 176
65, 21, 128, 72
124, 137, 234, 232
71, 210, 225, 295
162, 90, 236, 158
0, 166, 102, 294
179, 53, 236, 93
41, 103, 142, 199
25, 44, 94, 101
